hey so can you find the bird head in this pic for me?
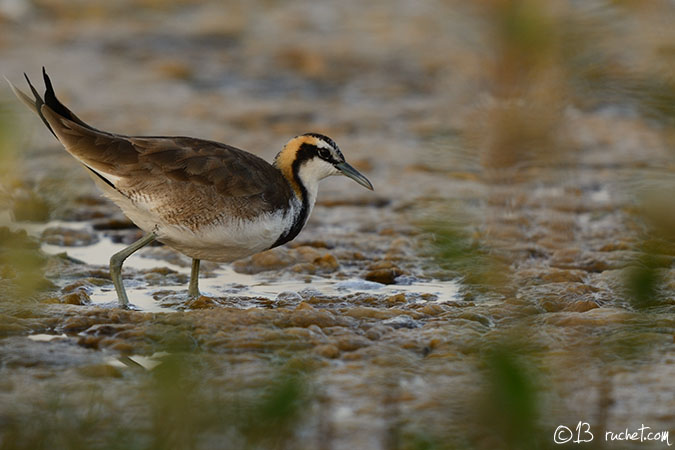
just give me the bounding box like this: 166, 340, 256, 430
274, 133, 373, 194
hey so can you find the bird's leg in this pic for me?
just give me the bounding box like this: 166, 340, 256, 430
109, 232, 156, 308
188, 258, 201, 298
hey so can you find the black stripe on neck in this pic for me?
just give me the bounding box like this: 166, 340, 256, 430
270, 143, 316, 248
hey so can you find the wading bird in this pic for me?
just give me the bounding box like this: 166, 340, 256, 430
8, 69, 373, 307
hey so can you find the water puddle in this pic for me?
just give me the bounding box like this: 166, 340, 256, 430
27, 333, 69, 342
8, 216, 460, 312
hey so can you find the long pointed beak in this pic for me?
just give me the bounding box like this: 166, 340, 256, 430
335, 162, 374, 190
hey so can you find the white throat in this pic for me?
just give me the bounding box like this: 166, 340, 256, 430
296, 158, 338, 208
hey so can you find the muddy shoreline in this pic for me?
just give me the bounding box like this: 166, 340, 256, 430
1, 1, 674, 449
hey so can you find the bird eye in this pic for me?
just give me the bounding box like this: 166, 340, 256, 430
318, 148, 331, 160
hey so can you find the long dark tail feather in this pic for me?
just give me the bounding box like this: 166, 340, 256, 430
9, 71, 123, 193
23, 72, 56, 138
41, 67, 98, 132
8, 68, 102, 139
42, 68, 75, 123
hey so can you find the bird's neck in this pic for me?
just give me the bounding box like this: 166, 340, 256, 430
273, 150, 322, 212
270, 161, 319, 248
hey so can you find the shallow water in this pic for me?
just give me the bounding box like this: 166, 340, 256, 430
31, 219, 460, 312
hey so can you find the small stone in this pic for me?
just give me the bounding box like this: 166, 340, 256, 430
314, 344, 339, 358
62, 316, 96, 333
386, 293, 407, 305
284, 327, 313, 339
365, 268, 405, 284
368, 260, 398, 270
314, 254, 339, 272
61, 281, 92, 293
61, 290, 91, 305
291, 262, 316, 274
335, 335, 370, 352
417, 304, 446, 316
365, 325, 388, 340
41, 227, 98, 247
540, 298, 564, 312
233, 249, 294, 274
276, 291, 304, 303
290, 309, 339, 328
457, 312, 492, 327
564, 300, 600, 312
186, 296, 220, 309
382, 315, 420, 329
292, 240, 330, 249
343, 306, 396, 320
541, 269, 586, 283
77, 335, 101, 349
295, 302, 315, 311
295, 246, 323, 262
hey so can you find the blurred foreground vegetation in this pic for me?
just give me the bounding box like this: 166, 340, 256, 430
424, 1, 674, 449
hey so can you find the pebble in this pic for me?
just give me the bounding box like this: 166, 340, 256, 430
291, 262, 316, 274
186, 296, 222, 309
365, 268, 405, 284
386, 293, 407, 305
42, 227, 99, 247
365, 325, 388, 340
314, 254, 340, 272
233, 249, 294, 274
382, 315, 421, 329
417, 304, 446, 316
276, 291, 304, 303
233, 247, 339, 274
335, 335, 370, 352
564, 300, 600, 312
61, 280, 93, 294
314, 344, 340, 358
289, 308, 340, 329
60, 290, 91, 305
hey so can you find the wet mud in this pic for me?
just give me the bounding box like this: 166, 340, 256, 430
0, 1, 674, 449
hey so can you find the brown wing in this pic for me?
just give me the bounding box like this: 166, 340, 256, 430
127, 136, 285, 198
14, 70, 294, 230
41, 106, 294, 218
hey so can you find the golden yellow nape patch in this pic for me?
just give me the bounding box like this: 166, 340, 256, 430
275, 135, 319, 169
274, 135, 320, 197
